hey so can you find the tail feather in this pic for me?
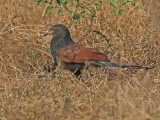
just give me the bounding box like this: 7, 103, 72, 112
90, 61, 153, 70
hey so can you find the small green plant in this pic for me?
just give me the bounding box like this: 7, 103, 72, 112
35, 0, 136, 23
108, 0, 136, 16
35, 0, 104, 24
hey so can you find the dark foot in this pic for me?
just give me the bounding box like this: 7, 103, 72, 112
74, 70, 82, 78
44, 65, 51, 72
52, 65, 58, 72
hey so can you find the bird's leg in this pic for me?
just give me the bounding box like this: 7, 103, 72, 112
73, 69, 82, 78
52, 57, 58, 71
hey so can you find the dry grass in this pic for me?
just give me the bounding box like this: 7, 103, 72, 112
0, 0, 160, 119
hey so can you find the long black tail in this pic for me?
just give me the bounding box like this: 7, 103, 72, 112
90, 61, 153, 70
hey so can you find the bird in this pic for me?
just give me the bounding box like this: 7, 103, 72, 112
43, 24, 152, 77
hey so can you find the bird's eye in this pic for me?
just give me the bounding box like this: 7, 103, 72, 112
52, 28, 58, 31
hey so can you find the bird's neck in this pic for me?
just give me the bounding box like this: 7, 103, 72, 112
50, 35, 75, 51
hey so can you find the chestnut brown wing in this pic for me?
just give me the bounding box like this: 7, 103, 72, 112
57, 44, 110, 63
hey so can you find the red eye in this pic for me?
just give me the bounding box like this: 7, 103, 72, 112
52, 28, 57, 31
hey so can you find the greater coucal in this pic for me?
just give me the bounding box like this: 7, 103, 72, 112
43, 24, 151, 77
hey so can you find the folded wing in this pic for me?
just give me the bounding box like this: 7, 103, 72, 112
57, 44, 110, 63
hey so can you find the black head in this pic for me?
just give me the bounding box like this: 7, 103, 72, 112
43, 24, 70, 38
